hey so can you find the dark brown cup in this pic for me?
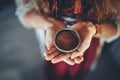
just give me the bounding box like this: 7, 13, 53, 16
53, 28, 81, 53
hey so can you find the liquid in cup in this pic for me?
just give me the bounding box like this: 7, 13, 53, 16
54, 28, 81, 53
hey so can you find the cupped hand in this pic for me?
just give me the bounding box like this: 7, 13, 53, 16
45, 18, 66, 49
44, 43, 75, 65
70, 22, 96, 64
44, 21, 96, 65
44, 18, 75, 65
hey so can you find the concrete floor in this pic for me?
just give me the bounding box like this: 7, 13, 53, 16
0, 1, 120, 80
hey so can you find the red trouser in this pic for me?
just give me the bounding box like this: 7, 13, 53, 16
45, 38, 99, 80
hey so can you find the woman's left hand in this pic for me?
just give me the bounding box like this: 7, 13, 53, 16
70, 22, 96, 64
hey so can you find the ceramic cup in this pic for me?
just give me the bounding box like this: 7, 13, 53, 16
53, 28, 81, 53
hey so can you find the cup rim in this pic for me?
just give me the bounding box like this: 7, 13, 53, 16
53, 28, 81, 53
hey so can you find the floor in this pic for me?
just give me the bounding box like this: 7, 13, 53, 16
0, 1, 120, 80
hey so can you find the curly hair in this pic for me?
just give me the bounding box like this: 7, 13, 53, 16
81, 0, 120, 23
24, 0, 120, 24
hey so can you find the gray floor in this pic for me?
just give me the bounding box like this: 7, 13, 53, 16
0, 2, 45, 80
0, 1, 120, 80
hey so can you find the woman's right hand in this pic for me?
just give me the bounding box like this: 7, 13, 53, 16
45, 18, 66, 49
44, 18, 76, 65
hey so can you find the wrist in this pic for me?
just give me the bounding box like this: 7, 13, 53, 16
93, 24, 102, 38
87, 25, 97, 37
47, 18, 66, 30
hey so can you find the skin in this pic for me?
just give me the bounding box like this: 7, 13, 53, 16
44, 21, 96, 65
24, 0, 118, 65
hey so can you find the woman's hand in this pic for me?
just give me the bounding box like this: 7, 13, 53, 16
44, 21, 96, 65
45, 18, 66, 49
71, 22, 96, 64
44, 43, 75, 65
44, 18, 75, 65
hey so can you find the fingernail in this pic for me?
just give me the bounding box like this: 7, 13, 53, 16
43, 53, 46, 56
44, 52, 47, 56
81, 58, 84, 62
51, 60, 57, 64
45, 56, 51, 61
71, 63, 75, 65
45, 57, 49, 61
68, 62, 75, 65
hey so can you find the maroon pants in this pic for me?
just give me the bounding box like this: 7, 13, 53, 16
45, 38, 99, 80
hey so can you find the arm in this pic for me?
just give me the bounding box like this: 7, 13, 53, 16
15, 0, 35, 28
15, 0, 53, 29
24, 8, 53, 30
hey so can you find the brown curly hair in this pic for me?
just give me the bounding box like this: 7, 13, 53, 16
24, 0, 120, 24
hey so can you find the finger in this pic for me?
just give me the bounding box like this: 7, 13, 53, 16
74, 56, 84, 64
71, 40, 91, 59
51, 53, 71, 63
47, 47, 56, 53
44, 47, 56, 56
71, 22, 83, 31
47, 42, 54, 50
86, 22, 93, 25
45, 51, 59, 61
63, 58, 75, 65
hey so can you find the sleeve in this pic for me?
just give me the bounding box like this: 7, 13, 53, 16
116, 15, 120, 34
102, 15, 120, 43
109, 36, 120, 67
15, 0, 36, 28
